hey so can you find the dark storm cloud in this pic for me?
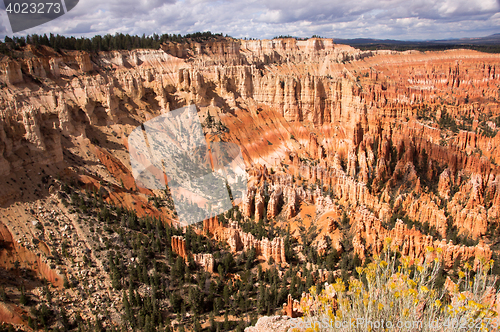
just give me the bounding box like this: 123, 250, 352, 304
0, 0, 499, 40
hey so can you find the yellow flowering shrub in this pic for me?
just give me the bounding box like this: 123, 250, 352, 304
295, 239, 499, 331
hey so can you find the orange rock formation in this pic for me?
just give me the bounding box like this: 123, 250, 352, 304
211, 220, 286, 264
1, 39, 500, 323
171, 235, 214, 272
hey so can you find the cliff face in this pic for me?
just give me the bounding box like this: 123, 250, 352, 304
2, 42, 499, 179
351, 206, 492, 269
212, 220, 286, 264
171, 235, 215, 272
1, 39, 500, 327
0, 220, 63, 287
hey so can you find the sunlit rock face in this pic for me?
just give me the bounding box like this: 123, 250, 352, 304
1, 38, 500, 296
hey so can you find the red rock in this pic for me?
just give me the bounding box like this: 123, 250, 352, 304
283, 294, 302, 318
171, 235, 187, 259
267, 187, 283, 219
213, 221, 286, 264
254, 191, 265, 222
352, 207, 491, 269
203, 216, 220, 234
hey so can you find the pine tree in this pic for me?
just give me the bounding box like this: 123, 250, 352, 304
61, 307, 70, 328
189, 286, 202, 314
164, 317, 172, 332
123, 290, 131, 321
43, 284, 52, 303
224, 312, 229, 330
213, 298, 222, 315
19, 286, 27, 305
209, 312, 216, 332
223, 284, 230, 306
169, 292, 182, 313
112, 268, 122, 290
194, 318, 202, 332
181, 303, 186, 320
128, 284, 135, 306
144, 315, 153, 332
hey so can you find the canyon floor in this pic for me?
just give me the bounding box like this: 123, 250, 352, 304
0, 36, 500, 331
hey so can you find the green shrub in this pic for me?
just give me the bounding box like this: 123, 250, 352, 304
295, 239, 497, 331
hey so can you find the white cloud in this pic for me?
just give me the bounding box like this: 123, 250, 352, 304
0, 0, 498, 40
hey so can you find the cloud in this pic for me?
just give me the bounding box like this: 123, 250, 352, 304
0, 0, 498, 40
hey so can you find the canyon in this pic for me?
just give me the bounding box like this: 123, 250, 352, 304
0, 36, 500, 330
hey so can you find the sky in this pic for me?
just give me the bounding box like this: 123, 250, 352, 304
0, 0, 499, 40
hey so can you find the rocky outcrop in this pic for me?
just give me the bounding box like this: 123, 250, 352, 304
22, 106, 46, 150
352, 207, 492, 269
242, 187, 256, 218
261, 237, 286, 264
0, 41, 499, 188
0, 302, 24, 325
398, 193, 448, 238
284, 186, 298, 219
0, 59, 23, 84
203, 216, 220, 234
267, 187, 283, 219
171, 235, 187, 259
171, 235, 214, 272
283, 294, 301, 318
193, 253, 214, 273
76, 52, 93, 72
3, 38, 500, 331
92, 146, 138, 192
438, 168, 453, 199
245, 315, 302, 332
213, 221, 286, 264
444, 173, 490, 238
0, 221, 63, 287
254, 191, 265, 222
